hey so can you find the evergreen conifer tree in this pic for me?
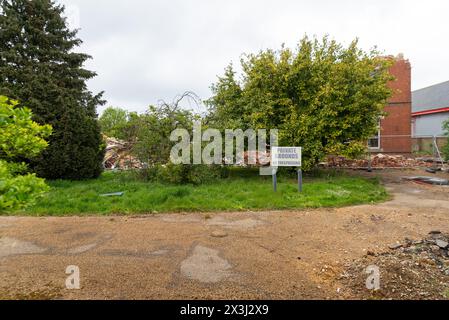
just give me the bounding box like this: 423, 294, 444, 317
0, 0, 105, 179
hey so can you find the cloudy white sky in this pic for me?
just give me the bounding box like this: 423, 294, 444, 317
58, 0, 449, 114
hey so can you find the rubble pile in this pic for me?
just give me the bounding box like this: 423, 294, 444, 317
237, 151, 271, 167
326, 154, 435, 169
341, 231, 449, 300
388, 231, 449, 273
103, 137, 143, 170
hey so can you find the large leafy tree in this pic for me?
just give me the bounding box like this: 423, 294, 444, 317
0, 96, 52, 212
207, 36, 394, 170
0, 0, 105, 179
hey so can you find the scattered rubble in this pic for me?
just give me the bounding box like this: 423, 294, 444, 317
436, 239, 449, 249
341, 232, 449, 300
103, 136, 143, 170
326, 154, 439, 169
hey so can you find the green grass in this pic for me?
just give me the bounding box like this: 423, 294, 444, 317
17, 170, 388, 216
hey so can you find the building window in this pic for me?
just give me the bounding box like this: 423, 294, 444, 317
368, 118, 382, 150
368, 134, 380, 149
368, 121, 381, 149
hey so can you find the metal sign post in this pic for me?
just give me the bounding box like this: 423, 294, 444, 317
273, 172, 277, 192
298, 169, 303, 193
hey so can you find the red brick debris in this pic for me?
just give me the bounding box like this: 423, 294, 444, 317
325, 154, 438, 169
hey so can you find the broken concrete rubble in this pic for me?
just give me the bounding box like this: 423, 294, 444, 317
343, 232, 449, 300
436, 240, 449, 249
387, 232, 449, 263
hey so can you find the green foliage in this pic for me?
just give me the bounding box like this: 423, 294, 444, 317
0, 0, 105, 179
442, 120, 449, 161
132, 97, 199, 165
139, 164, 229, 185
99, 93, 201, 165
0, 160, 49, 212
99, 107, 137, 140
0, 97, 52, 158
207, 36, 393, 170
0, 96, 51, 212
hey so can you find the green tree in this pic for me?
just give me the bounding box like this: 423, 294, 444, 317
0, 0, 105, 179
99, 107, 129, 139
0, 96, 52, 212
207, 36, 394, 170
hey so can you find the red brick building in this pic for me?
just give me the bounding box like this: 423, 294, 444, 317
368, 57, 412, 154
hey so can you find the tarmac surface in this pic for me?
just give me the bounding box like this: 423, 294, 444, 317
1, 170, 449, 300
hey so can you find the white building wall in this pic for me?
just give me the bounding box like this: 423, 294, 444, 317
413, 112, 449, 137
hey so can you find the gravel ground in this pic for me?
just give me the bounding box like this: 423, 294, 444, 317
1, 169, 449, 300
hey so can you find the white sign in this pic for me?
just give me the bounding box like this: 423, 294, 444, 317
271, 147, 302, 167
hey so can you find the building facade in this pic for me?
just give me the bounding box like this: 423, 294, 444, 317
412, 80, 449, 137
369, 57, 412, 154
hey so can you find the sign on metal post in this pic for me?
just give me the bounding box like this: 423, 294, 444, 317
271, 147, 302, 167
270, 147, 303, 192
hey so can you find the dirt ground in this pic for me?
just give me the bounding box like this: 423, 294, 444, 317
1, 169, 449, 300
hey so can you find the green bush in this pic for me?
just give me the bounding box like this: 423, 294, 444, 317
0, 160, 49, 212
137, 164, 229, 185
0, 96, 52, 212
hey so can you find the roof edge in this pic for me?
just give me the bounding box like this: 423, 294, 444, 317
412, 106, 449, 117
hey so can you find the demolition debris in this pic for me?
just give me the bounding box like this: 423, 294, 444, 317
103, 136, 143, 170
326, 154, 443, 169
342, 232, 449, 300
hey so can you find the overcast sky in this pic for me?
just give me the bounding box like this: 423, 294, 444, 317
58, 0, 449, 114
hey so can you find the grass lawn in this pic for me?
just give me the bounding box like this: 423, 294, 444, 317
14, 169, 389, 216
